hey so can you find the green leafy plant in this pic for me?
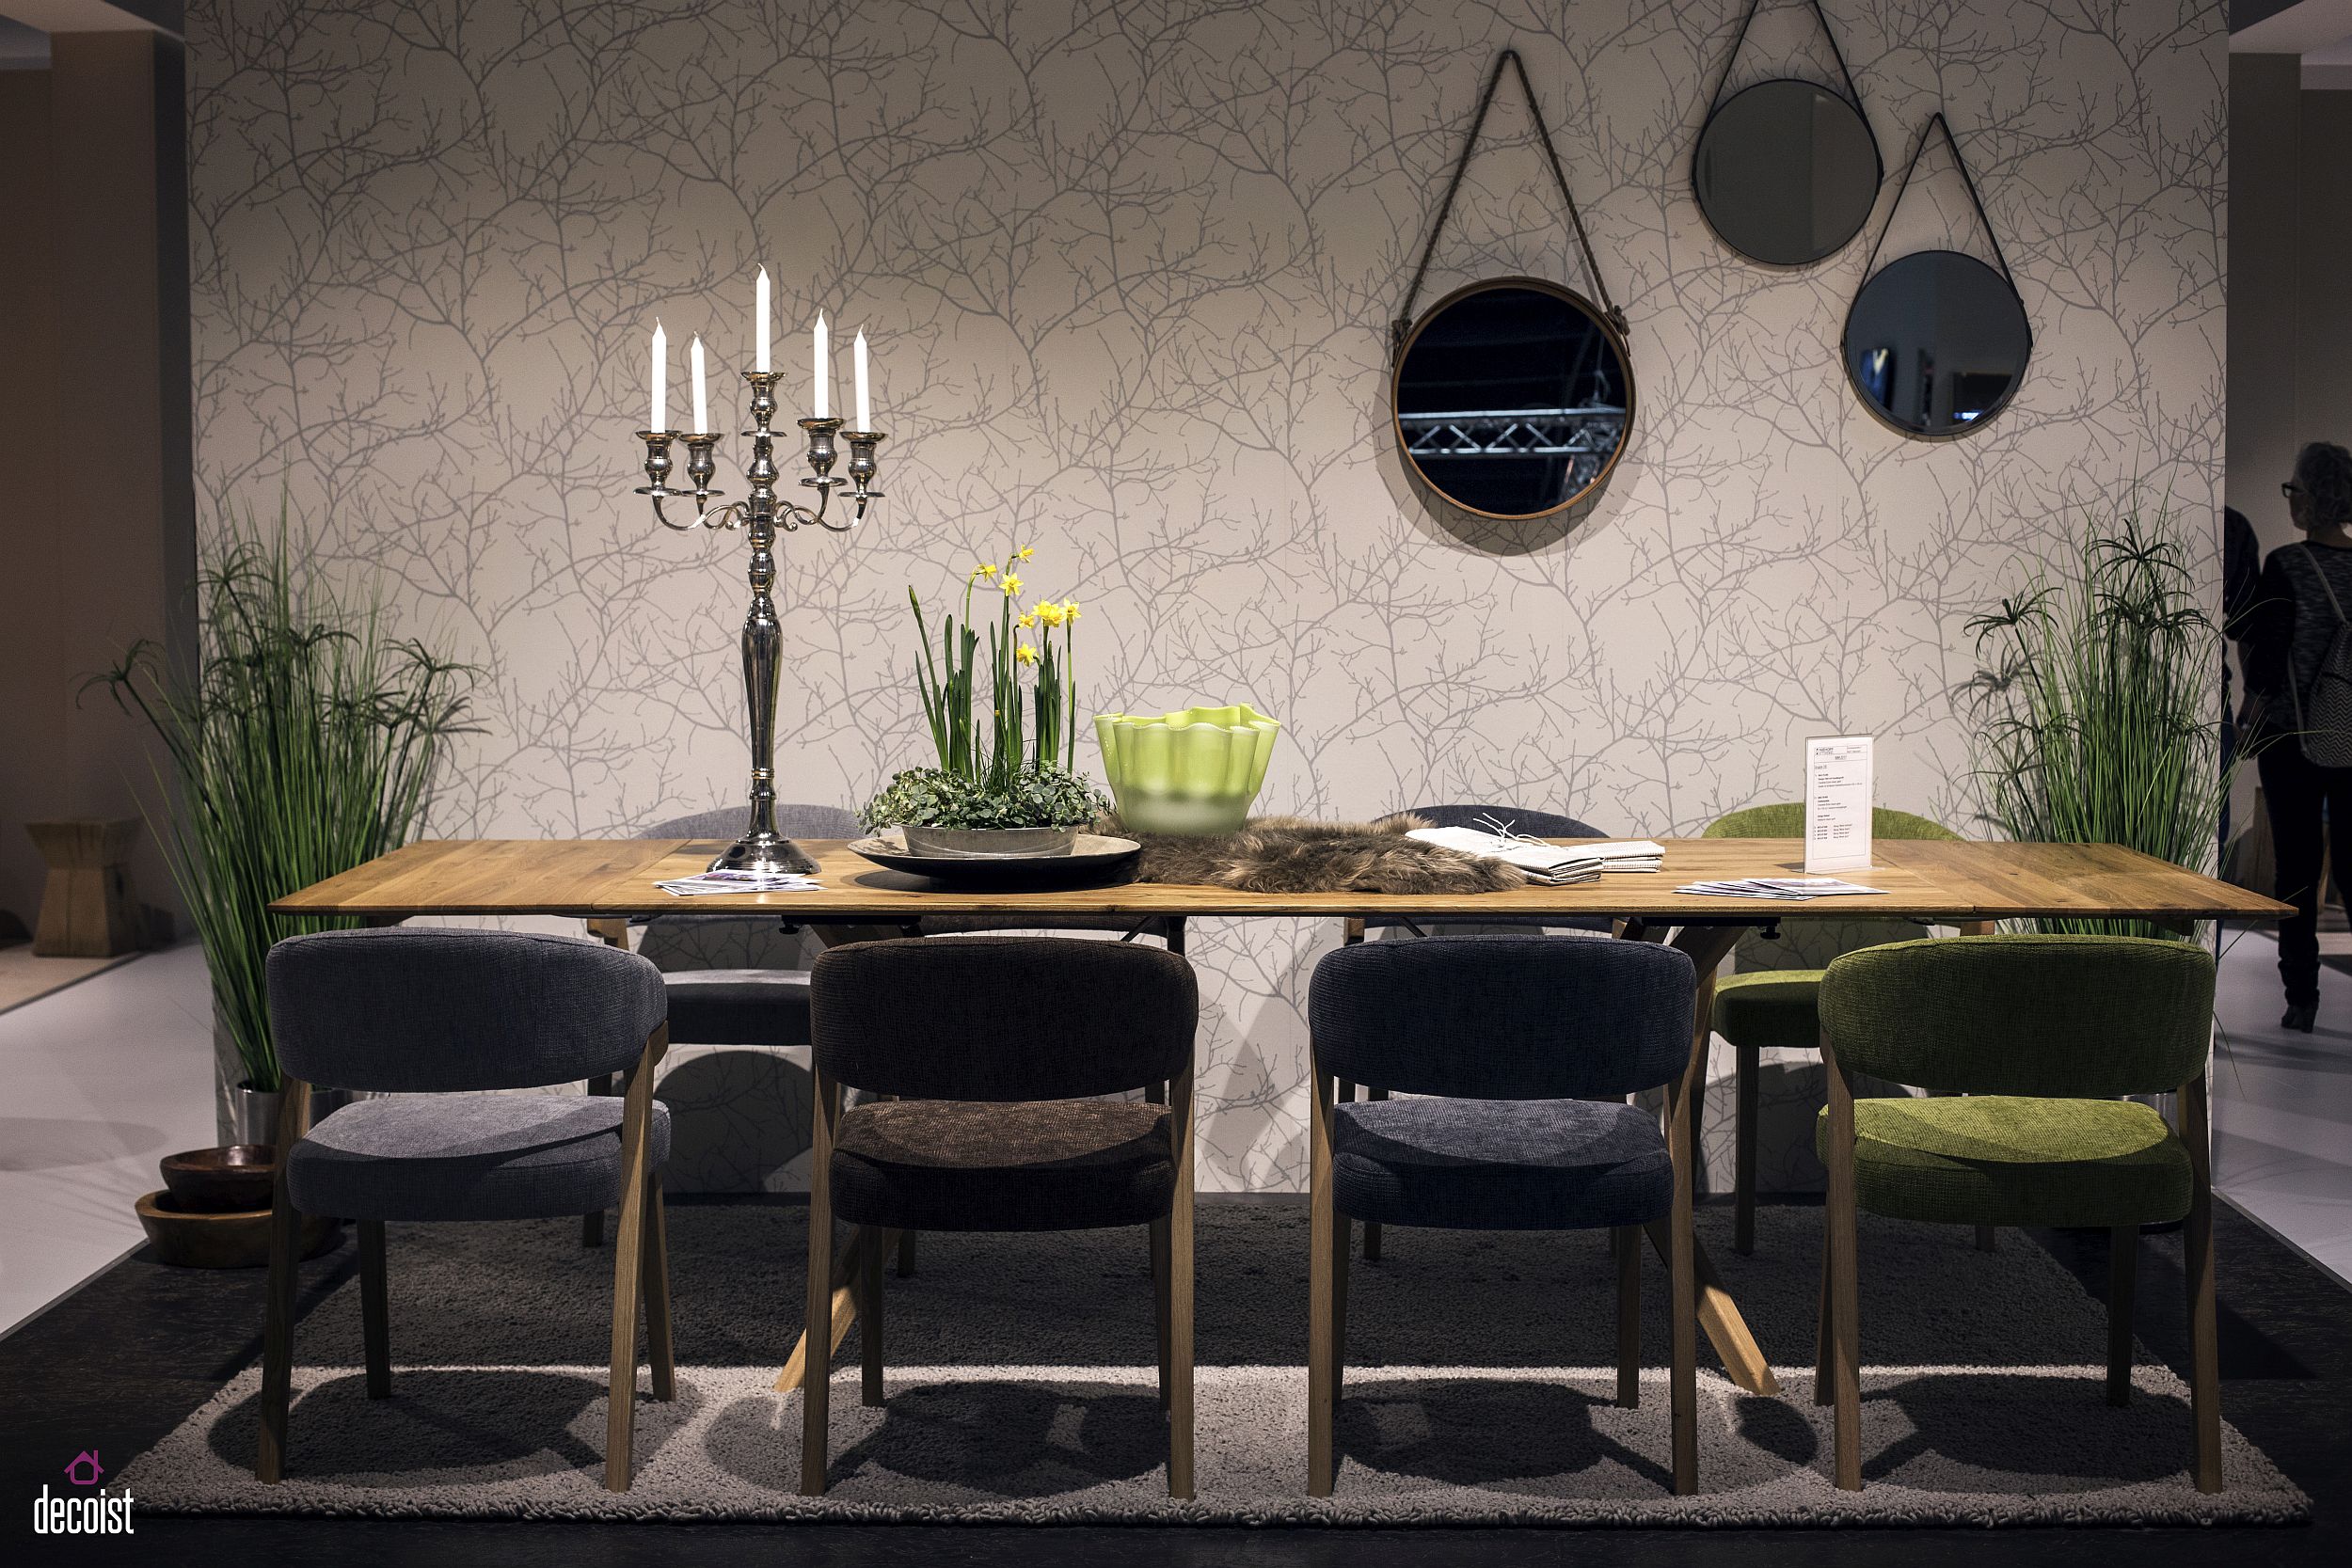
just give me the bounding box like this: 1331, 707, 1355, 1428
878, 547, 1097, 829
1965, 500, 2242, 938
92, 507, 474, 1092
857, 765, 1107, 832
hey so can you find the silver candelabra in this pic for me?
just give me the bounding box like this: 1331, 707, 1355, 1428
633, 371, 885, 875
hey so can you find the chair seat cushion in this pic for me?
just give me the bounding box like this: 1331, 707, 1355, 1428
830, 1099, 1174, 1232
1710, 969, 1825, 1053
1331, 1096, 1671, 1231
661, 968, 812, 1048
288, 1094, 670, 1222
1819, 1096, 2191, 1227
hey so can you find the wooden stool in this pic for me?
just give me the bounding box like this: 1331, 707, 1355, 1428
26, 819, 145, 958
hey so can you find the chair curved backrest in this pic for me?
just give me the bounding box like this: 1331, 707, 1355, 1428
1820, 934, 2214, 1096
812, 936, 1197, 1101
1702, 802, 1961, 971
1409, 802, 1607, 839
1311, 935, 1693, 1100
267, 928, 666, 1093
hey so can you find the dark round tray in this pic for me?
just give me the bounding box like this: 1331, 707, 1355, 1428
847, 833, 1143, 891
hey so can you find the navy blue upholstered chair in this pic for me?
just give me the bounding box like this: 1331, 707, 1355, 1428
801, 936, 1200, 1498
256, 928, 674, 1492
1306, 935, 1700, 1497
1339, 803, 1615, 1263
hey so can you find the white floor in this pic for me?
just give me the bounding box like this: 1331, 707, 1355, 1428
2213, 927, 2352, 1287
0, 930, 2344, 1341
0, 942, 215, 1338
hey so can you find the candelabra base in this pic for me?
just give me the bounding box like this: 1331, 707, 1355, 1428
709, 833, 819, 877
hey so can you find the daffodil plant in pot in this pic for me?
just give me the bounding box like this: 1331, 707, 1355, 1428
861, 549, 1110, 857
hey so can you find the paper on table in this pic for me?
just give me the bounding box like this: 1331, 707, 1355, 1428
657, 869, 824, 896
1675, 877, 1887, 901
1804, 735, 1874, 873
1406, 826, 1601, 884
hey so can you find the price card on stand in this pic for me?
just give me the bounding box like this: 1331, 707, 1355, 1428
1804, 736, 1874, 873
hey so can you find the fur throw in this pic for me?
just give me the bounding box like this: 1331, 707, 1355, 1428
1118, 813, 1525, 895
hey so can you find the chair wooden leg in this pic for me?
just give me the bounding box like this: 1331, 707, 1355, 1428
2181, 1074, 2223, 1493
1733, 1039, 1757, 1255
1362, 1086, 1387, 1263
603, 1028, 663, 1494
1813, 1230, 1833, 1406
897, 1227, 917, 1277
1823, 1037, 1863, 1492
1150, 1214, 1171, 1410
1167, 1053, 1196, 1500
803, 1069, 841, 1496
1307, 1068, 1338, 1497
581, 1072, 614, 1247
856, 1225, 886, 1407
1614, 1224, 1640, 1409
643, 1167, 675, 1402
2107, 1224, 2137, 1407
255, 1078, 311, 1484
359, 1219, 390, 1400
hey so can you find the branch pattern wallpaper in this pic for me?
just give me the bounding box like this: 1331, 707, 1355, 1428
187, 0, 2226, 1191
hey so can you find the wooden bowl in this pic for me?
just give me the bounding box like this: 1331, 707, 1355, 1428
134, 1191, 342, 1269
159, 1145, 278, 1212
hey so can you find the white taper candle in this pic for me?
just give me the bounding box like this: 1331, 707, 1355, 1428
649, 319, 666, 432
691, 334, 708, 434
853, 328, 870, 430
813, 310, 830, 419
755, 267, 771, 372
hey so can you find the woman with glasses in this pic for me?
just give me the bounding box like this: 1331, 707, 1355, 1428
2234, 440, 2352, 1030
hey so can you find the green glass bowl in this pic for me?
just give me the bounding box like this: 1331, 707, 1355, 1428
1093, 704, 1281, 835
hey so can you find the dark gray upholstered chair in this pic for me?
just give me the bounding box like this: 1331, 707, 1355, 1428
1338, 803, 1614, 1262
255, 928, 674, 1493
801, 936, 1200, 1498
1306, 935, 1701, 1497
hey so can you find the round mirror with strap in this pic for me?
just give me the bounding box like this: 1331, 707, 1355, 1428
1692, 0, 1882, 265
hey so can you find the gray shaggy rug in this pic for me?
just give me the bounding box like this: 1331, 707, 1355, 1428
120, 1203, 2307, 1526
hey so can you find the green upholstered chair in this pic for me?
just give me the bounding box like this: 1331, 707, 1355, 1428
1813, 935, 2221, 1494
1700, 803, 1978, 1254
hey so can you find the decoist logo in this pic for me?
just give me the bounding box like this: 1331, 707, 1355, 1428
32, 1449, 135, 1535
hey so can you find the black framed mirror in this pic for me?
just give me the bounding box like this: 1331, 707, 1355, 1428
1842, 251, 2029, 436
1693, 78, 1881, 265
1391, 277, 1634, 521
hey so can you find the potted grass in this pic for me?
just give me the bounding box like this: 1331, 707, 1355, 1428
862, 549, 1107, 856
1965, 499, 2241, 938
96, 507, 473, 1148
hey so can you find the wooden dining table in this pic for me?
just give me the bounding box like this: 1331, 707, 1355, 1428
272, 834, 2286, 1418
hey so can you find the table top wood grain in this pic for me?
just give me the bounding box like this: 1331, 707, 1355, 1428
269, 837, 2290, 924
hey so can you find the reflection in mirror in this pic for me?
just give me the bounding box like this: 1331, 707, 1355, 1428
1693, 79, 1880, 265
1842, 251, 2029, 437
1392, 280, 1633, 520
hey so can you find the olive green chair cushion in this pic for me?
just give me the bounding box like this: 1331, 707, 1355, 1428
1819, 935, 2215, 1097
1701, 802, 1959, 843
1709, 969, 1826, 1053
1815, 1096, 2192, 1227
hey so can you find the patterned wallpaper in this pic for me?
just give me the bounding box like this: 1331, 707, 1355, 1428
187, 0, 2226, 1191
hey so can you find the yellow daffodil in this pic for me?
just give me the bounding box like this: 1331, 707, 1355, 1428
1017, 546, 1036, 561
973, 562, 997, 579
1035, 601, 1066, 628
1015, 642, 1040, 667
1017, 611, 1037, 629
1062, 600, 1081, 620
1001, 573, 1024, 596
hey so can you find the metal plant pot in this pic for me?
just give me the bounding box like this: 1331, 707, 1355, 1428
899, 825, 1079, 859
224, 1080, 350, 1148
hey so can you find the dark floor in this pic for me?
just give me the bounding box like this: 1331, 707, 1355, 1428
5, 1196, 2342, 1566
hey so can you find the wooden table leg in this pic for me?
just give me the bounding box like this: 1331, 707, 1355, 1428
1632, 922, 1782, 1399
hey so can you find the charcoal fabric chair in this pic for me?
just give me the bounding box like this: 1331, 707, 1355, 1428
1338, 802, 1614, 1263
1814, 935, 2221, 1493
1701, 803, 1979, 1254
1306, 935, 1702, 1497
802, 936, 1200, 1497
256, 928, 674, 1492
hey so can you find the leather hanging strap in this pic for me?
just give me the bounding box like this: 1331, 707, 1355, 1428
1705, 0, 1869, 119
1392, 50, 1627, 355
1858, 111, 2020, 289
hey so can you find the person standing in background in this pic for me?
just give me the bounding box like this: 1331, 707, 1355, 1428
2233, 441, 2352, 1031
